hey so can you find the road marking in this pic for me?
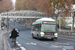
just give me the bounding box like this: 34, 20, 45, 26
26, 42, 37, 45
51, 44, 74, 50
17, 43, 22, 46
20, 47, 26, 50
43, 42, 49, 44
16, 41, 19, 43
16, 41, 26, 50
26, 43, 31, 45
13, 49, 16, 50
63, 48, 66, 50
50, 44, 62, 48
31, 42, 36, 45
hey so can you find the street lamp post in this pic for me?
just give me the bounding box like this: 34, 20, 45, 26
72, 6, 75, 31
0, 17, 1, 30
0, 0, 2, 30
59, 14, 61, 31
6, 11, 9, 31
72, 13, 74, 31
72, 11, 75, 31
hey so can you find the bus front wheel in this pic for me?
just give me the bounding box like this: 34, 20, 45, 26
51, 39, 54, 41
51, 38, 57, 41
32, 33, 35, 38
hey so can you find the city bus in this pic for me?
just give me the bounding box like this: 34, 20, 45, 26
31, 18, 58, 40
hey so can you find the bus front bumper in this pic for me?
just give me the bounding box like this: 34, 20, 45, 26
39, 35, 58, 39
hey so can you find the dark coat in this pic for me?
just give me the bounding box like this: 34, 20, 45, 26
10, 29, 18, 38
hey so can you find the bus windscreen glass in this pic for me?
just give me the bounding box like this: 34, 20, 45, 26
41, 24, 57, 32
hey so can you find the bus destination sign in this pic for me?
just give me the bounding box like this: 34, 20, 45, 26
43, 21, 56, 24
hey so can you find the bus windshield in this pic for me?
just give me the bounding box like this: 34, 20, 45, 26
41, 24, 57, 32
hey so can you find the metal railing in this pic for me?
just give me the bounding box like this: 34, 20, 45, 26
58, 30, 75, 36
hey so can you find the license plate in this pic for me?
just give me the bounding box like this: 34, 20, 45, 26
47, 37, 51, 39
49, 35, 50, 36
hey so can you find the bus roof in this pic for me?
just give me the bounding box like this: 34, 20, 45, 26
36, 18, 55, 22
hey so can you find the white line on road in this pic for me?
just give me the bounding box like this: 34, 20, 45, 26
50, 44, 62, 48
26, 42, 37, 45
20, 47, 26, 50
13, 49, 16, 50
16, 41, 19, 43
26, 43, 31, 45
43, 42, 49, 44
17, 43, 22, 46
50, 44, 66, 50
31, 42, 37, 45
16, 41, 26, 50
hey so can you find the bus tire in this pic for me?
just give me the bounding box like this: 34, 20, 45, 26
51, 39, 54, 41
32, 33, 35, 38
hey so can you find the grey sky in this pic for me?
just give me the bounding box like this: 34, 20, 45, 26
73, 5, 75, 9
11, 0, 16, 6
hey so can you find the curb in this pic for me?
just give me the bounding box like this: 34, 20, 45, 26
3, 29, 12, 50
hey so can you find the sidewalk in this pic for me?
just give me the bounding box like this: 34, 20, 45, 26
0, 30, 7, 50
0, 27, 12, 50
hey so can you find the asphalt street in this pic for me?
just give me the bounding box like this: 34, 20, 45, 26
6, 21, 75, 50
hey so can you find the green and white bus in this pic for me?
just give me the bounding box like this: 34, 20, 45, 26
31, 18, 58, 40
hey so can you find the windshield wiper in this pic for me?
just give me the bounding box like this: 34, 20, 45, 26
46, 30, 52, 31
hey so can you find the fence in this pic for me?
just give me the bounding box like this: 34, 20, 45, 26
58, 30, 75, 36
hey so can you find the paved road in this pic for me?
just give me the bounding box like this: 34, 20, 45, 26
6, 21, 75, 50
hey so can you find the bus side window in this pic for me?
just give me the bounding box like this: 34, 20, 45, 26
32, 25, 35, 31
32, 24, 41, 31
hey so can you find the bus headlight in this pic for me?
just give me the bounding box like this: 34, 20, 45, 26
41, 32, 44, 36
54, 33, 58, 37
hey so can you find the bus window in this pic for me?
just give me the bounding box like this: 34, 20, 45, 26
32, 24, 41, 31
